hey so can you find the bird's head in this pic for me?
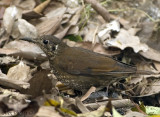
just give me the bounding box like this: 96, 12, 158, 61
21, 35, 62, 57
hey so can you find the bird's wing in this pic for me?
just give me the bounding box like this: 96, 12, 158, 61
56, 47, 137, 76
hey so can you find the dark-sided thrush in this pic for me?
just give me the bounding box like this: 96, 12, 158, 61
21, 35, 151, 93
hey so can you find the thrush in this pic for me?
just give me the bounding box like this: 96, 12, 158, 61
21, 35, 150, 92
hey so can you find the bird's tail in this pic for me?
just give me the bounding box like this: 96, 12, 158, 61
136, 70, 159, 75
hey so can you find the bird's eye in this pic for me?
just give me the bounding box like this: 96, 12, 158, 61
43, 40, 49, 44
52, 46, 56, 51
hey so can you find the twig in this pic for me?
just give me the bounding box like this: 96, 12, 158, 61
84, 99, 134, 109
84, 0, 110, 22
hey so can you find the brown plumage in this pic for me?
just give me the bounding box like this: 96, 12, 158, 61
21, 35, 150, 92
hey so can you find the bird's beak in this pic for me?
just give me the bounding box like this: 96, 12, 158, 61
20, 37, 36, 43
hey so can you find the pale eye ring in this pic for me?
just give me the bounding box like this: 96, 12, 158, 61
43, 40, 49, 44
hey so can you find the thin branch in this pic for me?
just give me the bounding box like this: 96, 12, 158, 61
84, 0, 110, 22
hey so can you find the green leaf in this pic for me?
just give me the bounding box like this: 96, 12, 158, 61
64, 34, 83, 42
41, 0, 46, 2
60, 108, 77, 116
148, 115, 160, 117
146, 106, 160, 115
44, 99, 60, 107
131, 102, 146, 113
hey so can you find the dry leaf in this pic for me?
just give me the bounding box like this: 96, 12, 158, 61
45, 7, 66, 19
0, 70, 30, 89
13, 0, 36, 10
98, 20, 120, 39
21, 69, 53, 97
0, 48, 20, 56
67, 26, 79, 34
106, 28, 148, 53
34, 0, 51, 14
36, 16, 63, 36
3, 40, 46, 60
126, 77, 160, 97
22, 10, 43, 20
77, 106, 105, 117
55, 7, 82, 39
7, 61, 31, 82
142, 78, 160, 96
140, 47, 160, 62
17, 101, 39, 117
0, 56, 16, 65
17, 19, 37, 38
83, 23, 99, 43
154, 62, 160, 72
75, 97, 90, 113
61, 0, 79, 8
3, 6, 22, 34
35, 106, 63, 117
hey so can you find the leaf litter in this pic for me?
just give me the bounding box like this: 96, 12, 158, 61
0, 0, 160, 116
